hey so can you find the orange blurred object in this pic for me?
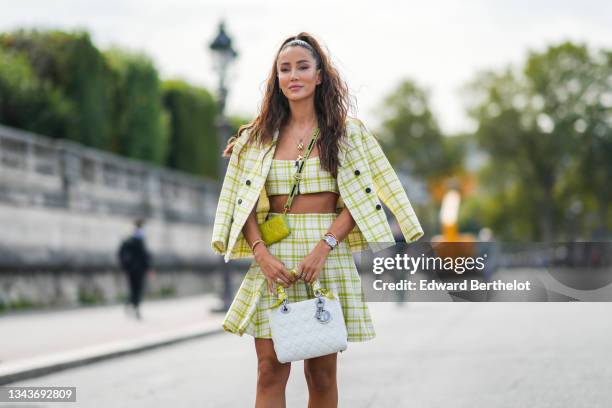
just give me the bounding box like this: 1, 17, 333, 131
431, 188, 476, 260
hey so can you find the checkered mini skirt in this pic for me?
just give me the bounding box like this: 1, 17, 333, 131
222, 212, 376, 342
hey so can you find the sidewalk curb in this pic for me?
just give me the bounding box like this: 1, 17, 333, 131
0, 321, 224, 385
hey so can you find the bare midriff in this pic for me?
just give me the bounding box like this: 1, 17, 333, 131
268, 192, 339, 214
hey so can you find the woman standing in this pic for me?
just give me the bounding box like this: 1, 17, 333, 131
211, 32, 424, 407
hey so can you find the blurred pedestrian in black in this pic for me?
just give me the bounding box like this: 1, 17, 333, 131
118, 218, 152, 320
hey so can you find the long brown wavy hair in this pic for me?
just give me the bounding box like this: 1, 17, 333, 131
222, 32, 355, 178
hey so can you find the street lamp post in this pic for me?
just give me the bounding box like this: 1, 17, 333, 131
209, 21, 238, 313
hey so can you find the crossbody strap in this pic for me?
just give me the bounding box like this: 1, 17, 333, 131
282, 127, 320, 214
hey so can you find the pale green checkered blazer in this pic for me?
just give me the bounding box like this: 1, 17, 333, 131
211, 117, 424, 263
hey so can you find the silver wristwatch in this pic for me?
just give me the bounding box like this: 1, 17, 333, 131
321, 234, 338, 250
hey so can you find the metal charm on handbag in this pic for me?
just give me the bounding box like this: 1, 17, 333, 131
268, 269, 348, 363
259, 127, 320, 246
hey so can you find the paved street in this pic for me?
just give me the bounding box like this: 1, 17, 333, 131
0, 295, 223, 365
5, 302, 612, 407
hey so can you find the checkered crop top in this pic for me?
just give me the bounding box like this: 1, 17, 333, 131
265, 156, 339, 196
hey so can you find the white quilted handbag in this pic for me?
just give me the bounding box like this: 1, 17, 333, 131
268, 276, 348, 363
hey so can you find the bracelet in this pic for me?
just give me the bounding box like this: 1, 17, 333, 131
324, 231, 338, 241
251, 239, 266, 253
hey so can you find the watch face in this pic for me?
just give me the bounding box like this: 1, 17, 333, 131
324, 236, 337, 248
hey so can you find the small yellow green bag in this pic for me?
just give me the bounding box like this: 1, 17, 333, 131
260, 213, 290, 245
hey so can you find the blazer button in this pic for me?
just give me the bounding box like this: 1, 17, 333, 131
375, 204, 382, 210
245, 179, 251, 186
354, 169, 360, 176
237, 198, 242, 204
365, 187, 371, 193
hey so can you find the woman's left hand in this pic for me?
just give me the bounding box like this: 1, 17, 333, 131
296, 240, 332, 284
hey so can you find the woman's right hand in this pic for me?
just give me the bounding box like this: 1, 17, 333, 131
254, 245, 296, 294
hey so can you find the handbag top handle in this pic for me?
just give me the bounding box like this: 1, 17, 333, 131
269, 269, 336, 310
282, 127, 320, 215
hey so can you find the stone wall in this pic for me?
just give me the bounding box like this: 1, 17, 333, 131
0, 124, 235, 310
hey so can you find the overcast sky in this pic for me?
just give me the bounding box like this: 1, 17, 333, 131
2, 0, 611, 134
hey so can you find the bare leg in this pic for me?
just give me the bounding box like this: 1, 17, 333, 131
254, 338, 291, 408
304, 352, 338, 408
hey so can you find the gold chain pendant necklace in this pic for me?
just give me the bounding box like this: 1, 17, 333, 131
295, 137, 304, 162
293, 122, 316, 165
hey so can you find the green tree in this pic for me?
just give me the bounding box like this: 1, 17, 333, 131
0, 47, 72, 136
465, 42, 612, 240
0, 29, 114, 149
377, 79, 460, 181
162, 80, 219, 178
105, 48, 169, 165
567, 49, 612, 239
